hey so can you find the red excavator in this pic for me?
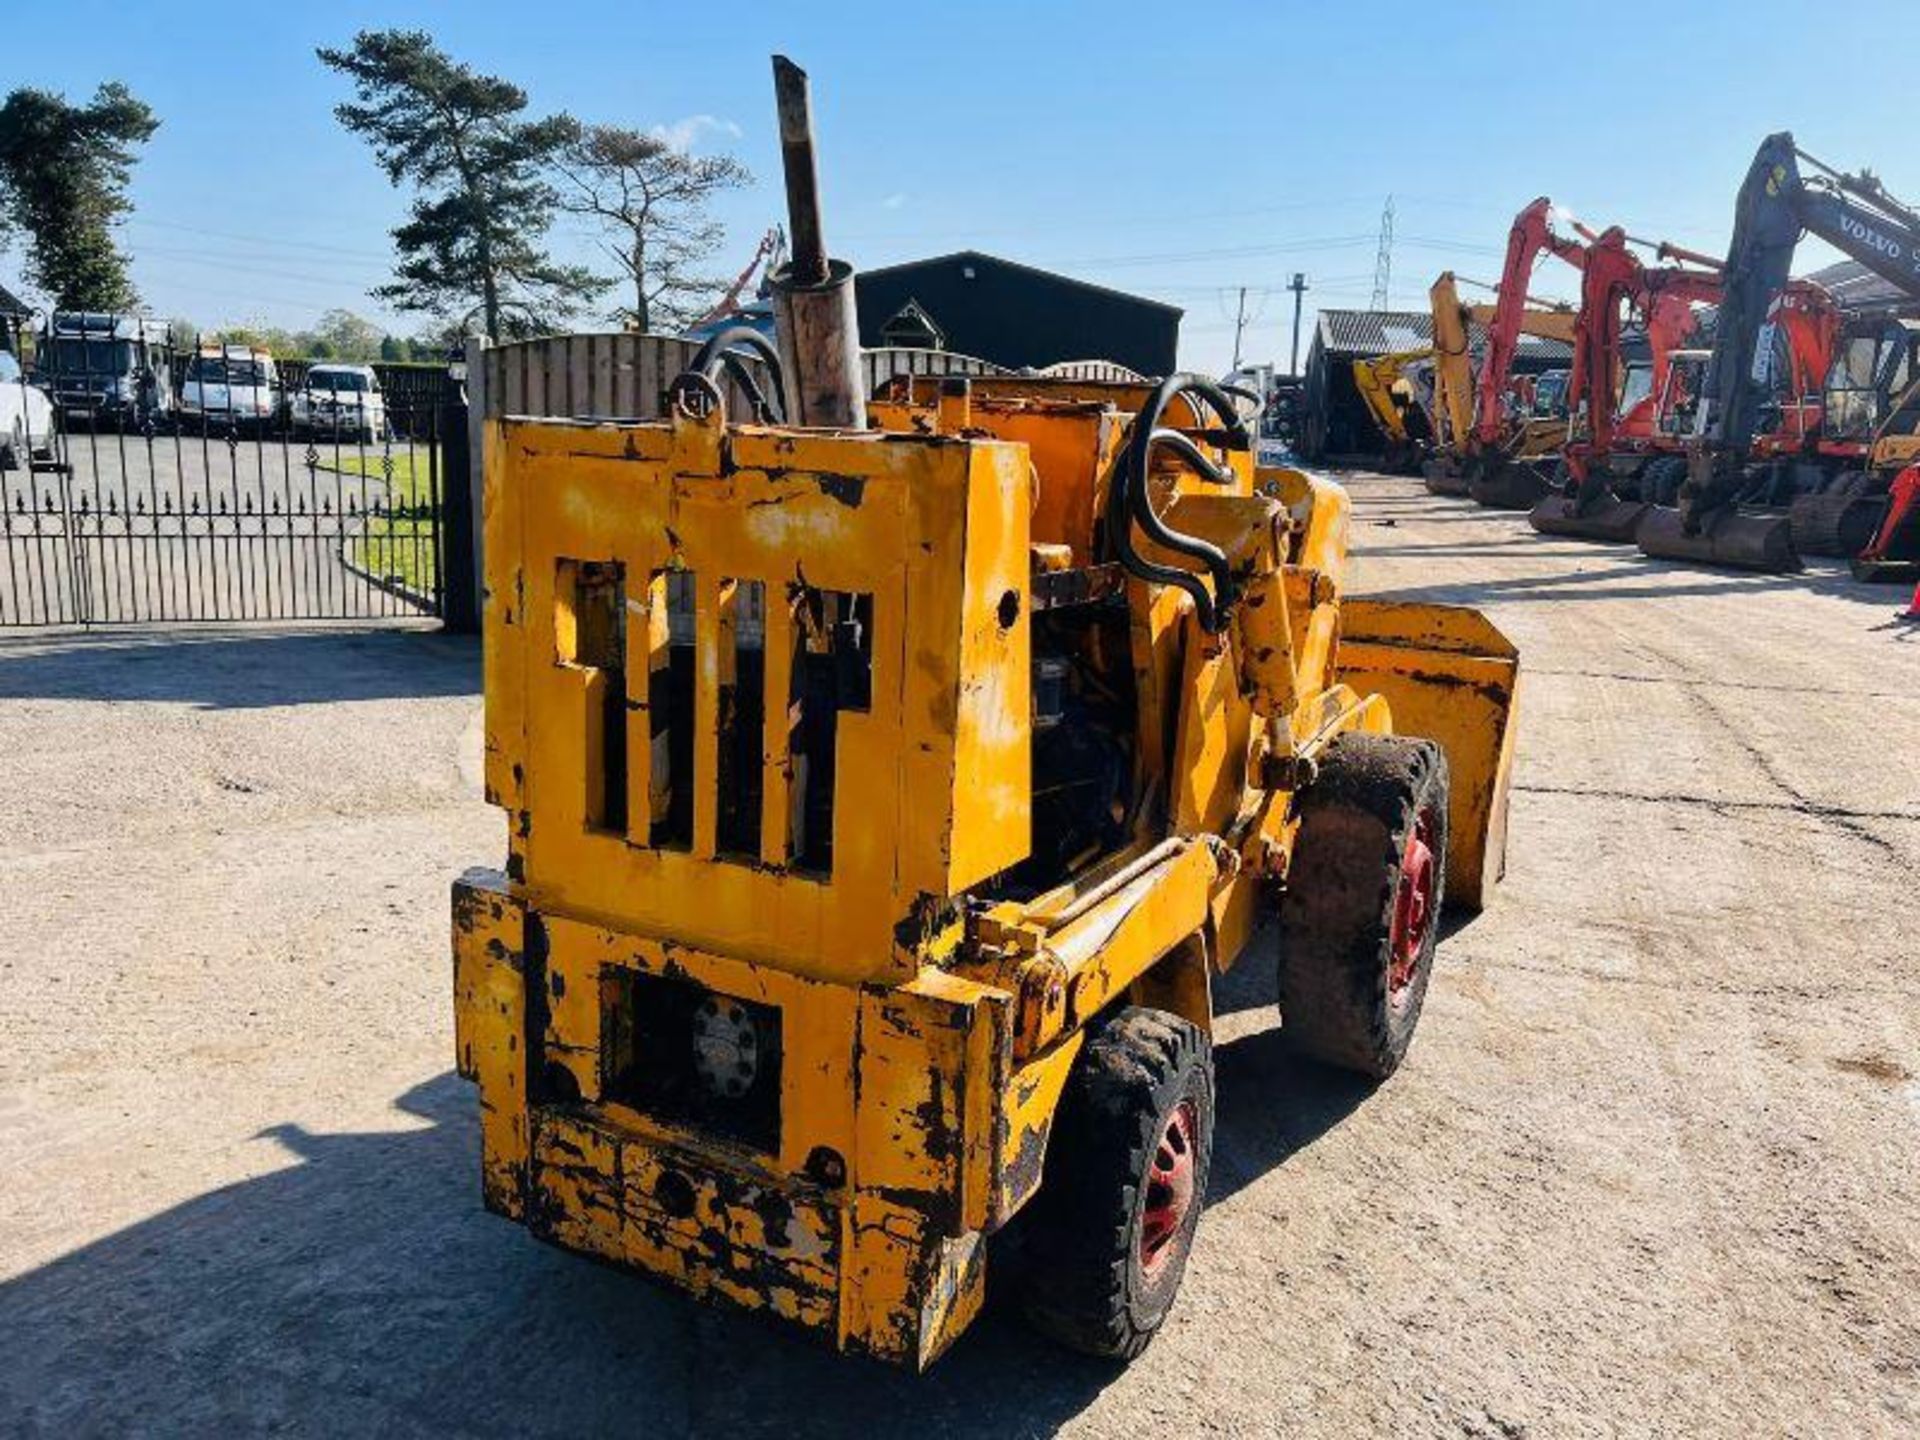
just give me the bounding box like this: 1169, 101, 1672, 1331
1422, 197, 1586, 507
1613, 273, 1843, 507
1604, 286, 1716, 496
1529, 229, 1723, 542
1639, 132, 1920, 571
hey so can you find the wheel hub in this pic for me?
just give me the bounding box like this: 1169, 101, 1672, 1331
1388, 806, 1438, 1010
1140, 1098, 1198, 1277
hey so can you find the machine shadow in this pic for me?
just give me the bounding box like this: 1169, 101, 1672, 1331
0, 1072, 1119, 1438
0, 624, 478, 708
1198, 914, 1472, 1206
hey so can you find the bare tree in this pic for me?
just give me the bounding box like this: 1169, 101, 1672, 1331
553, 124, 751, 333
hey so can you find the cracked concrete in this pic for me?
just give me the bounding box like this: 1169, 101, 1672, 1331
0, 472, 1915, 1437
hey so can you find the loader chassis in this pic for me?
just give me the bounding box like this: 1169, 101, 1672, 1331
454, 374, 1519, 1367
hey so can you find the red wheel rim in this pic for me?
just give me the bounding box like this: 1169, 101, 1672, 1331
1140, 1099, 1198, 1277
1388, 805, 1438, 1011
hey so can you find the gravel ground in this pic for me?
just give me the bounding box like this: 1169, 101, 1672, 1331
1, 472, 1916, 1437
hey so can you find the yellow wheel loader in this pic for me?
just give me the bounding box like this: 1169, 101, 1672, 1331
450, 57, 1521, 1370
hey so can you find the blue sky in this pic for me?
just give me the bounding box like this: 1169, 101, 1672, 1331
9, 0, 1918, 372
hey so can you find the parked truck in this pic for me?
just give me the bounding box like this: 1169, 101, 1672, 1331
36, 313, 176, 430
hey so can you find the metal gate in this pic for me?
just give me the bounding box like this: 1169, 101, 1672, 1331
1, 333, 453, 627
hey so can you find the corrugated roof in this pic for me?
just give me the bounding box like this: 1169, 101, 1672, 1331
1316, 308, 1572, 363
1807, 259, 1916, 313
0, 281, 27, 316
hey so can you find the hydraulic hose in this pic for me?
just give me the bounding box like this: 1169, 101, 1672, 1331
683, 326, 787, 424
1105, 372, 1251, 632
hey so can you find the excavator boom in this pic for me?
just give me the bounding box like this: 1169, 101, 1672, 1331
1530, 229, 1721, 544
1649, 132, 1920, 571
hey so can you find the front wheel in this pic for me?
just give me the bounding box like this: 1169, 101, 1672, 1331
1278, 733, 1451, 1079
1, 418, 23, 471
1016, 1006, 1214, 1360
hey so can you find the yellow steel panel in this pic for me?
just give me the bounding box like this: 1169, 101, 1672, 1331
451, 868, 529, 1219
758, 592, 795, 867
621, 572, 665, 844
1046, 839, 1218, 1032
529, 1109, 625, 1264
540, 912, 862, 1177
493, 418, 1033, 986
1337, 599, 1521, 910
1171, 633, 1254, 837
853, 976, 1010, 1238
944, 444, 1032, 894
692, 575, 722, 860
994, 1031, 1084, 1223
842, 1193, 987, 1370
481, 422, 526, 814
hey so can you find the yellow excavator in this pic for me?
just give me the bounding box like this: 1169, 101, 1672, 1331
1351, 346, 1437, 473
1423, 198, 1585, 507
452, 57, 1521, 1370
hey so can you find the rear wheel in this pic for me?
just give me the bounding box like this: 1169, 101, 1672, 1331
1278, 733, 1450, 1079
1, 418, 23, 471
1016, 1006, 1214, 1360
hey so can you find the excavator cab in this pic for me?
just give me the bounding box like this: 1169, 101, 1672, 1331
1822, 318, 1920, 443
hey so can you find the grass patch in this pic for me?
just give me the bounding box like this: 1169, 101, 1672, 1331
328, 446, 443, 601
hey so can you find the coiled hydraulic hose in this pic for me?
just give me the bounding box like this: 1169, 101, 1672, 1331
1105, 372, 1251, 632
677, 326, 787, 424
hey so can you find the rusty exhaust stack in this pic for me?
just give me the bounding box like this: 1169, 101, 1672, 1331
769, 56, 865, 429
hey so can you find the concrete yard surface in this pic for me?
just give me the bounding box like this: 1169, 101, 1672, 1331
1, 472, 1915, 1436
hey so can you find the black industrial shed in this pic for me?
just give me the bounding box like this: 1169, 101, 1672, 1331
1300, 308, 1574, 462
854, 251, 1181, 376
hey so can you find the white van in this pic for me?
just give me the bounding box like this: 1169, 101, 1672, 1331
180, 346, 281, 433
293, 363, 387, 443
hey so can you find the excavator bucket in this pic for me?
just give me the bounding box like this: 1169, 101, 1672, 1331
1336, 599, 1520, 913
1422, 460, 1471, 497
1527, 493, 1649, 543
1467, 458, 1551, 510
1636, 504, 1800, 572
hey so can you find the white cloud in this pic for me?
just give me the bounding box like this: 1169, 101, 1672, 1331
881, 192, 909, 210
648, 114, 744, 152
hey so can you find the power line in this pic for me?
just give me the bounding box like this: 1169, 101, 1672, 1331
125, 216, 399, 263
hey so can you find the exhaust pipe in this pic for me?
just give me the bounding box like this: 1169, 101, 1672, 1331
1636, 505, 1800, 572
769, 56, 864, 429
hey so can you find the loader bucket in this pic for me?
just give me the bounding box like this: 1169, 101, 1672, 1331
1788, 491, 1888, 558
1527, 493, 1648, 543
1636, 504, 1800, 572
1338, 599, 1520, 913
1467, 459, 1550, 510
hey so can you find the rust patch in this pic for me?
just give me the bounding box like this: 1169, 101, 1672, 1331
1001, 1116, 1048, 1215
816, 473, 866, 508
892, 892, 952, 955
